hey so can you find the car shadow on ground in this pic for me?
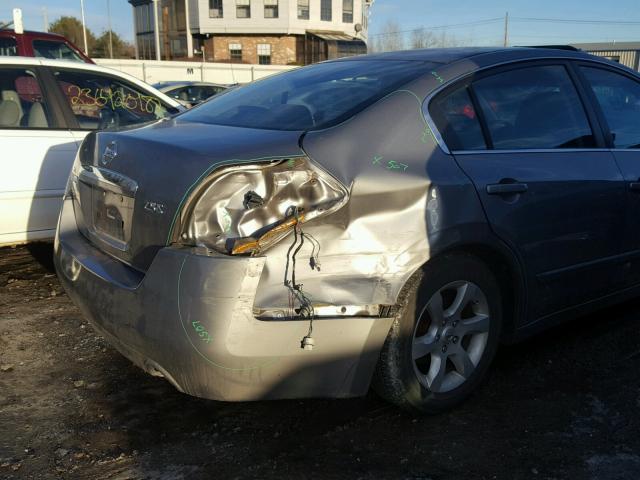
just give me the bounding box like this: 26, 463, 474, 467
25, 242, 55, 273
74, 294, 640, 479
3, 246, 640, 479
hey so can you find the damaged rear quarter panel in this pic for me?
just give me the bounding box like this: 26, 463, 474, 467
253, 72, 488, 312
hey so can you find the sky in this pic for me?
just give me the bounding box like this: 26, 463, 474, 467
2, 0, 640, 46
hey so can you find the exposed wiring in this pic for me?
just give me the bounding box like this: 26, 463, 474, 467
303, 233, 321, 272
283, 206, 317, 350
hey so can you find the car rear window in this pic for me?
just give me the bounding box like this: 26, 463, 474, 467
0, 37, 17, 56
33, 39, 85, 62
180, 60, 435, 131
429, 86, 486, 150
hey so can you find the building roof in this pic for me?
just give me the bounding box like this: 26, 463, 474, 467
306, 30, 359, 42
573, 41, 640, 51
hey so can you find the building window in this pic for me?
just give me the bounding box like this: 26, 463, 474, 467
257, 44, 271, 64
229, 43, 242, 61
321, 0, 332, 21
264, 0, 278, 18
236, 0, 251, 18
297, 0, 309, 19
342, 0, 353, 23
209, 0, 223, 18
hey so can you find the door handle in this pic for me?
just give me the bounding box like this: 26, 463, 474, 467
629, 182, 640, 191
486, 183, 528, 195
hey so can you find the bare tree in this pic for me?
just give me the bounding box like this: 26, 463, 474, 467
409, 28, 462, 49
373, 20, 405, 52
371, 21, 465, 53
410, 27, 436, 49
435, 30, 461, 48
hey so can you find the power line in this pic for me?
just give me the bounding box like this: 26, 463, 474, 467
369, 17, 503, 37
512, 16, 640, 25
371, 16, 640, 39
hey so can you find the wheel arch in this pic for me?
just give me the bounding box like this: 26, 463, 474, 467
404, 235, 527, 342
440, 243, 525, 341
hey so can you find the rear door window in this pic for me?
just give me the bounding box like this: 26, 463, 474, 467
472, 65, 596, 149
0, 37, 18, 56
33, 39, 85, 62
0, 68, 51, 129
52, 68, 172, 130
429, 86, 486, 150
580, 66, 640, 149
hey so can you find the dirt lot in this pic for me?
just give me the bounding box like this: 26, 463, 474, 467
1, 244, 640, 480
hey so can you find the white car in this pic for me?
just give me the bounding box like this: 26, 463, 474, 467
0, 57, 182, 246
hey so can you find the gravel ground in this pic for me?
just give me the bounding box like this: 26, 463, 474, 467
1, 243, 640, 480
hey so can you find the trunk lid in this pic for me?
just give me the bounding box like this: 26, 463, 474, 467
75, 118, 304, 271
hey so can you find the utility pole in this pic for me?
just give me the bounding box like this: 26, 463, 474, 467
152, 0, 161, 60
503, 11, 509, 47
80, 0, 89, 55
184, 0, 193, 59
42, 7, 48, 32
107, 0, 114, 58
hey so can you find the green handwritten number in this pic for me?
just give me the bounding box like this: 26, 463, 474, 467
191, 320, 212, 344
421, 126, 436, 145
386, 160, 408, 171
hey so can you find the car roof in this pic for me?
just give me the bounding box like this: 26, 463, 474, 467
0, 55, 128, 73
0, 29, 66, 40
0, 56, 182, 108
335, 46, 596, 64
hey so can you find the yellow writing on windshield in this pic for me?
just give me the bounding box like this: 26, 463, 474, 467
66, 85, 161, 114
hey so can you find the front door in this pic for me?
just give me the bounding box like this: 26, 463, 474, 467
577, 64, 640, 286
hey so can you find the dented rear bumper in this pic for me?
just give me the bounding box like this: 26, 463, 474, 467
54, 197, 393, 401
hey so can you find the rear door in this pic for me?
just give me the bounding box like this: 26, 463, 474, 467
428, 61, 626, 321
576, 63, 640, 286
0, 65, 77, 245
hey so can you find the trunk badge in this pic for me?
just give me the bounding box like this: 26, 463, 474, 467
101, 141, 117, 166
144, 201, 166, 215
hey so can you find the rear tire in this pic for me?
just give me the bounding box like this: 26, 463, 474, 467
373, 253, 502, 414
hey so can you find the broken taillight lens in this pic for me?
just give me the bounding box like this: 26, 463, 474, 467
177, 157, 348, 255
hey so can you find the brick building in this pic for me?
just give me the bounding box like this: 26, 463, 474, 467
129, 0, 370, 65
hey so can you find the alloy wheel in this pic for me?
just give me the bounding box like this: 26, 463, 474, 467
412, 281, 491, 393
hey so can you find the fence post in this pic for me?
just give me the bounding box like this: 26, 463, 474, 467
251, 66, 255, 82
142, 62, 146, 82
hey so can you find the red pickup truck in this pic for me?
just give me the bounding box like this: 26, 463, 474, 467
0, 29, 93, 63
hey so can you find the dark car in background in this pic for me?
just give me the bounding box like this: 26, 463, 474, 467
0, 29, 92, 63
153, 81, 229, 108
56, 46, 640, 413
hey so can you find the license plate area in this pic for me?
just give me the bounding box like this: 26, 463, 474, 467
92, 187, 134, 251
77, 167, 138, 253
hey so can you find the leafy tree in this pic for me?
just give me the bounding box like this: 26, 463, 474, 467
49, 16, 96, 55
93, 30, 135, 59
